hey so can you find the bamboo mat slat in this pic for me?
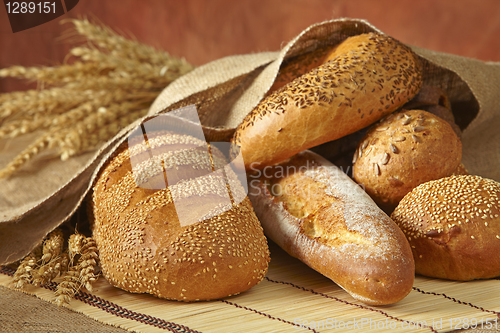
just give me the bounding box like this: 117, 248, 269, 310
1, 241, 500, 333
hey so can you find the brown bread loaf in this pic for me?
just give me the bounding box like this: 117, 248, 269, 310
267, 35, 382, 94
403, 85, 462, 136
91, 129, 270, 301
352, 109, 463, 213
233, 32, 423, 171
248, 150, 415, 305
391, 175, 500, 281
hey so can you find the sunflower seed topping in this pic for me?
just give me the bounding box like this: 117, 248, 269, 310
390, 143, 399, 154
352, 151, 358, 164
373, 163, 381, 176
380, 153, 390, 165
413, 125, 425, 132
402, 115, 412, 125
394, 135, 406, 142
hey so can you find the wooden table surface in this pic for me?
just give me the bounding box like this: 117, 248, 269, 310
1, 0, 500, 93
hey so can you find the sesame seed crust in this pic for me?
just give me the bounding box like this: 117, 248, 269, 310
91, 130, 270, 301
391, 175, 500, 281
353, 109, 463, 213
233, 32, 423, 170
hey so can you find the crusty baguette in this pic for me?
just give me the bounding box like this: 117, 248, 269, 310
248, 150, 415, 305
91, 130, 270, 301
233, 33, 423, 171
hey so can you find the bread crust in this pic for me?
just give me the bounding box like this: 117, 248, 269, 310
353, 110, 462, 213
91, 131, 270, 301
233, 33, 423, 171
403, 85, 461, 136
391, 175, 500, 281
248, 150, 415, 305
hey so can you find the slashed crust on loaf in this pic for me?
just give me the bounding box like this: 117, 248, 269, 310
248, 150, 415, 305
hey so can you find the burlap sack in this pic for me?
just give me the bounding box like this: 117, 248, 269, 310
1, 18, 499, 265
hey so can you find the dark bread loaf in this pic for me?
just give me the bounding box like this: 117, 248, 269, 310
391, 175, 500, 281
248, 150, 415, 305
91, 130, 270, 301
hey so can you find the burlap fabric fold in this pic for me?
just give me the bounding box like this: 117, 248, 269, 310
1, 18, 499, 265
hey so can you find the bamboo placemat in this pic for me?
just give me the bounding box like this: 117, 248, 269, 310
1, 241, 500, 333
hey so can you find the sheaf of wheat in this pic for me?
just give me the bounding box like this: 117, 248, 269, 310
0, 18, 194, 178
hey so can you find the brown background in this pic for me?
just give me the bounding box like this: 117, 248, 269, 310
1, 0, 500, 93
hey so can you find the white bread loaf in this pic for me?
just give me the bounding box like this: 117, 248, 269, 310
248, 150, 415, 305
91, 129, 270, 301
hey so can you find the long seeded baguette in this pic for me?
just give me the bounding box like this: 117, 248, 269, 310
233, 33, 423, 171
247, 150, 415, 305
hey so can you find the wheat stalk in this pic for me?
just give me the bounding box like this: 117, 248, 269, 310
12, 229, 102, 306
55, 234, 100, 305
12, 252, 38, 289
65, 18, 185, 67
54, 266, 80, 306
78, 237, 99, 292
0, 18, 194, 178
68, 233, 85, 262
32, 229, 66, 286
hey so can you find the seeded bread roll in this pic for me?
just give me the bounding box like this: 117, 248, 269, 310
403, 85, 461, 136
233, 32, 423, 171
391, 175, 500, 281
353, 109, 462, 213
91, 130, 270, 301
248, 150, 415, 305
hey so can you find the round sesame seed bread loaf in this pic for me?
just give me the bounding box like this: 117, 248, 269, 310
391, 175, 500, 281
91, 130, 270, 301
248, 150, 415, 305
353, 109, 463, 213
232, 32, 423, 171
